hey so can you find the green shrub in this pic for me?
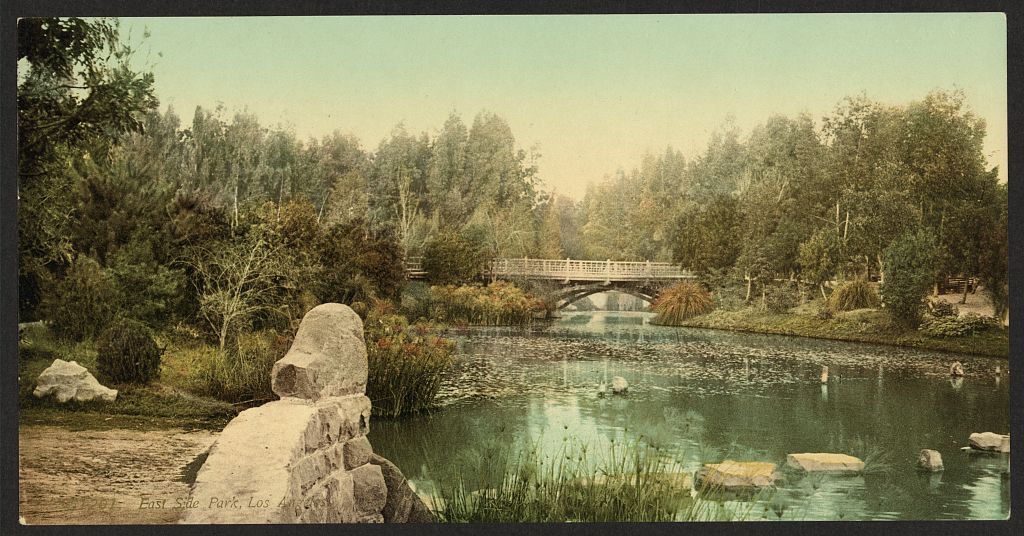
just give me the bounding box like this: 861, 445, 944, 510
763, 283, 800, 313
881, 230, 937, 327
651, 282, 714, 325
41, 256, 119, 341
364, 309, 456, 417
920, 313, 998, 338
429, 282, 543, 326
826, 280, 881, 313
926, 300, 959, 318
195, 331, 289, 404
95, 318, 162, 384
422, 231, 487, 285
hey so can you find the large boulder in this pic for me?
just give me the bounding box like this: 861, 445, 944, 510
271, 304, 367, 401
370, 453, 435, 522
969, 432, 1009, 453
786, 453, 864, 474
917, 449, 944, 471
695, 461, 778, 491
33, 359, 117, 403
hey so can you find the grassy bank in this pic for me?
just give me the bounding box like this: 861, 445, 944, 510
19, 324, 238, 431
677, 307, 1008, 358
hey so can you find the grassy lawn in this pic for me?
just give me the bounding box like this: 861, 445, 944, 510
678, 307, 1008, 358
19, 324, 237, 431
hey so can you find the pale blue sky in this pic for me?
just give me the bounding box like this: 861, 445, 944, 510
121, 14, 1007, 199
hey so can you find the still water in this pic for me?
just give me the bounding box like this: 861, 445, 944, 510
370, 311, 1010, 521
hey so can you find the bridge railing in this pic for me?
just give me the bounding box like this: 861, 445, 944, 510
485, 258, 694, 281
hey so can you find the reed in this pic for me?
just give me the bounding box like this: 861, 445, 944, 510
826, 280, 881, 313
428, 282, 544, 326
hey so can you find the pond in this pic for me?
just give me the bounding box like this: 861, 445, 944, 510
370, 311, 1010, 521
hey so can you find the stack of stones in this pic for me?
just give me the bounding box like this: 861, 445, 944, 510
183, 303, 432, 524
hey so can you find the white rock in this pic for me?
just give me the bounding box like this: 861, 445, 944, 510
271, 303, 368, 401
969, 432, 1009, 453
786, 453, 865, 474
33, 359, 117, 403
610, 376, 628, 394
917, 449, 944, 471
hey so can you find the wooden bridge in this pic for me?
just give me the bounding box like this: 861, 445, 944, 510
405, 257, 695, 309
485, 258, 694, 283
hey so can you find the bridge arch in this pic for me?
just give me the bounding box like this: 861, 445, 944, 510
555, 283, 658, 310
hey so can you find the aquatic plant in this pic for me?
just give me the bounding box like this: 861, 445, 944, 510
364, 306, 456, 417
826, 280, 881, 313
433, 437, 741, 522
651, 281, 714, 325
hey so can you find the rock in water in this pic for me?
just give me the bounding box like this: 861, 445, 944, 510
786, 453, 865, 474
610, 376, 628, 394
950, 361, 965, 377
696, 461, 778, 491
917, 449, 944, 471
969, 432, 1010, 453
33, 359, 117, 403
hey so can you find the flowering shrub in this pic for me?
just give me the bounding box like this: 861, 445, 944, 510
364, 307, 456, 417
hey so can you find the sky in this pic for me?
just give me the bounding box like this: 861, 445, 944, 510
121, 14, 1007, 200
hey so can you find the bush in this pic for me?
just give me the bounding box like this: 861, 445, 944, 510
926, 300, 959, 318
763, 283, 800, 313
96, 318, 162, 384
881, 230, 937, 328
429, 282, 543, 326
826, 280, 881, 313
195, 331, 290, 404
41, 256, 119, 341
651, 282, 714, 325
364, 309, 456, 417
920, 313, 998, 338
422, 231, 487, 285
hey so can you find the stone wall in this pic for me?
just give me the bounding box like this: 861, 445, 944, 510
183, 303, 431, 524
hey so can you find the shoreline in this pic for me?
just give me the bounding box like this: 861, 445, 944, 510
671, 309, 1008, 359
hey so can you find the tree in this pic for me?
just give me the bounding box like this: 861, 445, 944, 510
18, 17, 157, 318
977, 183, 1008, 323
422, 231, 486, 285
880, 230, 937, 327
188, 234, 290, 350
797, 228, 840, 300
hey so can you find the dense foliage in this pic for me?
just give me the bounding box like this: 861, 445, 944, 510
920, 313, 998, 338
95, 318, 162, 384
881, 231, 938, 327
428, 282, 544, 326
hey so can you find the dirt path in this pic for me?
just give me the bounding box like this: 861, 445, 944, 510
19, 425, 218, 525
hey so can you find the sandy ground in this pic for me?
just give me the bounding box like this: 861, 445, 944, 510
932, 291, 998, 319
19, 425, 218, 525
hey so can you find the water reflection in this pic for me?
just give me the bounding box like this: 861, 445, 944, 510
371, 311, 1010, 521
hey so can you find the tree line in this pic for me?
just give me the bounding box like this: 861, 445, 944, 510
18, 18, 1008, 347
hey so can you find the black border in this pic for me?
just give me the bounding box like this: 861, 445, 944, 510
2, 2, 1021, 536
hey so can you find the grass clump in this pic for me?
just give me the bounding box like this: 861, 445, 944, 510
434, 438, 736, 522
429, 281, 543, 326
364, 307, 456, 417
95, 318, 162, 384
826, 280, 881, 313
651, 281, 714, 325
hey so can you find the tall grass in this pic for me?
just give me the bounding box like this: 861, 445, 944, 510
651, 282, 715, 325
429, 281, 544, 326
826, 280, 881, 313
433, 438, 740, 522
364, 308, 456, 417
192, 330, 290, 405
